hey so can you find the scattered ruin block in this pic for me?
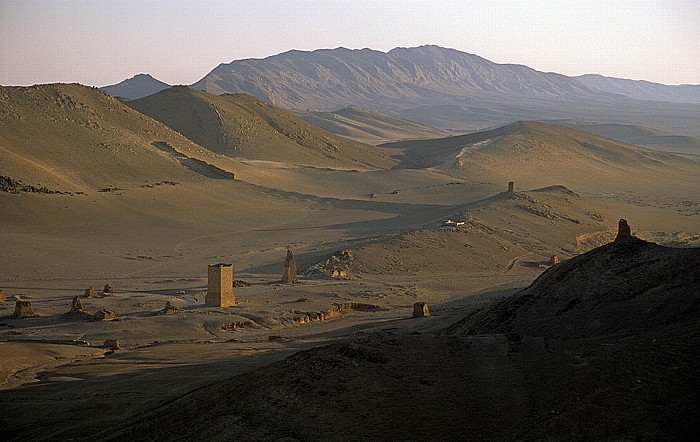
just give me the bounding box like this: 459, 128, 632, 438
507, 181, 514, 192
84, 286, 96, 298
615, 219, 633, 242
70, 295, 84, 312
103, 339, 120, 350
12, 301, 38, 318
93, 309, 117, 321
282, 249, 298, 283
161, 300, 182, 315
412, 302, 430, 318
206, 263, 235, 307
549, 255, 559, 266
103, 284, 114, 294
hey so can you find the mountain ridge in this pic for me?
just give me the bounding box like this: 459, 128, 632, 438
189, 45, 700, 135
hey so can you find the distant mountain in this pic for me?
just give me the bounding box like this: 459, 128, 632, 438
193, 45, 596, 110
191, 46, 700, 136
574, 74, 700, 104
296, 106, 452, 144
127, 86, 397, 169
101, 73, 170, 100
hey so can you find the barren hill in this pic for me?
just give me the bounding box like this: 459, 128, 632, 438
101, 73, 171, 100
297, 105, 451, 144
127, 86, 398, 169
552, 121, 700, 159
385, 121, 700, 196
0, 83, 233, 191
0, 83, 318, 277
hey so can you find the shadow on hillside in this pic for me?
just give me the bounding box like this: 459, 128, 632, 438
152, 141, 234, 179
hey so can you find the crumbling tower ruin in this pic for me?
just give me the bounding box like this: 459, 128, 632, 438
206, 263, 235, 307
615, 219, 633, 242
282, 249, 298, 283
507, 181, 514, 192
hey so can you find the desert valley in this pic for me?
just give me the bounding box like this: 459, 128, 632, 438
1, 45, 699, 440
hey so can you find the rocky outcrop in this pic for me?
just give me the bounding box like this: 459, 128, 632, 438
453, 238, 700, 339
12, 301, 38, 318
0, 290, 6, 302
84, 286, 96, 298
103, 284, 114, 294
549, 255, 559, 266
282, 250, 298, 283
412, 302, 430, 318
93, 309, 117, 321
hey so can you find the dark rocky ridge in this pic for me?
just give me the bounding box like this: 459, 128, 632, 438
449, 237, 700, 339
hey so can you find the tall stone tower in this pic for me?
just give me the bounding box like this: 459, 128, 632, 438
206, 263, 235, 307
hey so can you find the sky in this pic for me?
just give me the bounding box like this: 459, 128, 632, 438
1, 0, 698, 87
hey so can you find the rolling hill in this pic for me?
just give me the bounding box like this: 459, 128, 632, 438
551, 121, 700, 159
127, 86, 398, 169
0, 83, 232, 191
383, 121, 700, 196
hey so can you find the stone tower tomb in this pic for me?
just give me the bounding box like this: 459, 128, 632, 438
206, 263, 235, 307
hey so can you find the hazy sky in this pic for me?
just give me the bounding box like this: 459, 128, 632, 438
1, 0, 698, 87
